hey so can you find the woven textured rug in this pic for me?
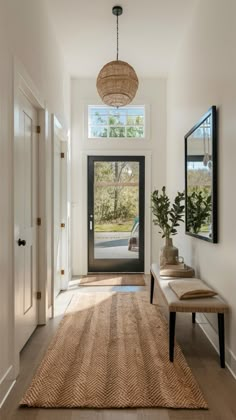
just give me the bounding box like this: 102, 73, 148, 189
78, 274, 145, 286
21, 292, 207, 409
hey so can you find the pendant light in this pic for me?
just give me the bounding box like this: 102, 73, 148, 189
96, 6, 139, 108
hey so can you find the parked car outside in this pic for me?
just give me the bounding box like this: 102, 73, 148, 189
128, 220, 139, 251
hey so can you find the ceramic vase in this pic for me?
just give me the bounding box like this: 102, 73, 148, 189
160, 237, 179, 267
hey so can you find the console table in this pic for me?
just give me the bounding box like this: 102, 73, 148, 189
150, 263, 229, 368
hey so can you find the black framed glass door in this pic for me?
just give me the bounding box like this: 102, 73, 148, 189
88, 156, 145, 272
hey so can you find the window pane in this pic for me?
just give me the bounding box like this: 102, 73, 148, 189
108, 114, 125, 126
127, 126, 144, 138
88, 106, 145, 139
89, 113, 108, 125
127, 115, 144, 126
109, 127, 126, 137
94, 161, 139, 260
127, 108, 143, 116
89, 126, 108, 138
109, 108, 127, 116
89, 107, 108, 116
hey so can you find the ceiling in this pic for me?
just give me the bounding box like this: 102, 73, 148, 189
44, 0, 197, 78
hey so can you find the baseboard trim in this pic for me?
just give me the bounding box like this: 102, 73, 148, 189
0, 366, 16, 408
197, 314, 236, 380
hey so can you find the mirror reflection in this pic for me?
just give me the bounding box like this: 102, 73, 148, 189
185, 106, 217, 242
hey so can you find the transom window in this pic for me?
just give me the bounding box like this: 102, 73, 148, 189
88, 105, 145, 139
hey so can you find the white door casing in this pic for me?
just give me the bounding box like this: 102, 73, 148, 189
53, 126, 61, 299
52, 115, 69, 308
60, 140, 69, 290
14, 91, 38, 352
13, 61, 48, 381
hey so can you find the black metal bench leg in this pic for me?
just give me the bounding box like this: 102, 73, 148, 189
218, 313, 225, 368
192, 312, 196, 324
150, 272, 154, 304
169, 312, 176, 362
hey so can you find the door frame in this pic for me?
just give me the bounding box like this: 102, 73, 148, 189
77, 150, 152, 275
51, 115, 69, 316
88, 156, 145, 272
13, 59, 47, 375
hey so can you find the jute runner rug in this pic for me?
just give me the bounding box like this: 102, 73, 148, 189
21, 292, 207, 409
78, 274, 145, 286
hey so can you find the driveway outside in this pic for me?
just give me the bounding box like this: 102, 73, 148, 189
94, 232, 138, 259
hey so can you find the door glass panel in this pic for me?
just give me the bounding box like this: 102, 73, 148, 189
94, 161, 139, 260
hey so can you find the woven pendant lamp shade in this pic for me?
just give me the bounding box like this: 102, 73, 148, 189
96, 60, 139, 107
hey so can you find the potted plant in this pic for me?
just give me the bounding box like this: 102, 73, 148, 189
186, 191, 212, 234
151, 186, 185, 266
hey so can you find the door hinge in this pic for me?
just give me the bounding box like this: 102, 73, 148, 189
60, 152, 65, 158
37, 291, 42, 300
37, 217, 41, 226
61, 269, 65, 275
61, 223, 65, 228
36, 125, 41, 134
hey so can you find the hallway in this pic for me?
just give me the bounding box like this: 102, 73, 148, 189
1, 276, 236, 419
1, 0, 236, 417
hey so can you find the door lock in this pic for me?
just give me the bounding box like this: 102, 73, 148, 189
18, 238, 26, 246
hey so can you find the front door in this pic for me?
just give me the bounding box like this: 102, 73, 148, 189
14, 91, 38, 351
88, 156, 145, 272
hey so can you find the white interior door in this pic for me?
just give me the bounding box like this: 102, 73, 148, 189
52, 116, 69, 305
14, 91, 38, 352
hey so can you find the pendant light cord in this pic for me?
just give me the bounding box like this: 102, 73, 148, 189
116, 14, 119, 60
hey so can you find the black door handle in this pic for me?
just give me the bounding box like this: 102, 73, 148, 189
18, 238, 26, 246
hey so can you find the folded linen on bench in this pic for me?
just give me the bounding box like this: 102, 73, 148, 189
169, 279, 217, 300
160, 264, 194, 278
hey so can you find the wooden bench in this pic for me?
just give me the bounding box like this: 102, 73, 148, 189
150, 263, 229, 368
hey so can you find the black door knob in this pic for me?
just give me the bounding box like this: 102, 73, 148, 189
18, 238, 26, 246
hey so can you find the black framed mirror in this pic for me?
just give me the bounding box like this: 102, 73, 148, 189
185, 106, 217, 242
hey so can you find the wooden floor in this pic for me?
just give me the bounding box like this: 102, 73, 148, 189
1, 276, 236, 419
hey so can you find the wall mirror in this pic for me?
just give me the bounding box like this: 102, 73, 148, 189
185, 106, 217, 242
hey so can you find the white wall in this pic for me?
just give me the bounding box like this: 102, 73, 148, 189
0, 0, 70, 406
167, 0, 236, 376
71, 78, 167, 275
